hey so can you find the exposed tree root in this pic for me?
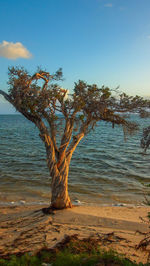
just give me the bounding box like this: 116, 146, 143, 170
136, 230, 150, 262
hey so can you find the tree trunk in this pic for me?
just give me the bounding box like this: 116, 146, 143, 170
41, 127, 84, 210
47, 151, 72, 209
51, 170, 72, 209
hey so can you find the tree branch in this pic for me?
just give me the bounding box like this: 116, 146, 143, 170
0, 89, 40, 124
0, 90, 12, 103
28, 72, 50, 90
66, 132, 84, 164
42, 111, 59, 158
57, 118, 74, 168
36, 120, 59, 175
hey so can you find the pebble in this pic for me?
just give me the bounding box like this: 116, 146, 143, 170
112, 203, 126, 207
74, 199, 81, 203
20, 200, 26, 204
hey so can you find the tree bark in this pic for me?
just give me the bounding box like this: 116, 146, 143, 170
51, 166, 72, 209
44, 137, 72, 209
49, 157, 72, 209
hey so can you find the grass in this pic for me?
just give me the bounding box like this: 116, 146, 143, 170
0, 235, 148, 266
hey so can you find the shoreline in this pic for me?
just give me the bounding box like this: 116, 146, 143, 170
0, 204, 150, 263
0, 196, 148, 208
0, 187, 148, 207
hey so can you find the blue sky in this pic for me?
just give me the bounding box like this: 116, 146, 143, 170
0, 0, 150, 114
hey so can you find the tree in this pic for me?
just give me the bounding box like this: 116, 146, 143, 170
0, 67, 150, 210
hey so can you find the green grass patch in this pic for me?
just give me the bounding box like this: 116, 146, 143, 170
0, 235, 148, 266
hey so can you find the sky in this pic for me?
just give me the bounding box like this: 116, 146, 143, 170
0, 0, 150, 114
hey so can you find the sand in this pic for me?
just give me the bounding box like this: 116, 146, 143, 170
0, 204, 150, 263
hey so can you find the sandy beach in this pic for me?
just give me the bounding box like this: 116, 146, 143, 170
0, 204, 150, 264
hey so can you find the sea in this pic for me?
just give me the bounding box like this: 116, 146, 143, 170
0, 114, 150, 207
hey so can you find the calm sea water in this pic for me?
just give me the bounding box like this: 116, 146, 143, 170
0, 114, 150, 206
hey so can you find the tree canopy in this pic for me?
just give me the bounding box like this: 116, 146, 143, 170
1, 67, 149, 135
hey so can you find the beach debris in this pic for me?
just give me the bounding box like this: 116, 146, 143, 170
74, 199, 81, 205
20, 200, 26, 205
112, 203, 126, 207
136, 230, 150, 262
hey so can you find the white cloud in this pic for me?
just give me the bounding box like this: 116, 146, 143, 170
147, 35, 150, 39
104, 3, 113, 7
0, 41, 32, 59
